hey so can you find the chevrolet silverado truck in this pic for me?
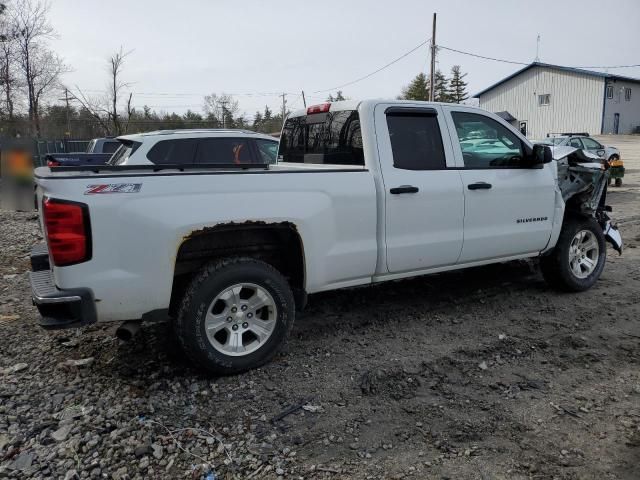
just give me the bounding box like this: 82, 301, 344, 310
29, 100, 623, 375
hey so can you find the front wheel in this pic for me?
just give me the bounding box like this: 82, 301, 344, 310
540, 218, 606, 292
175, 257, 295, 375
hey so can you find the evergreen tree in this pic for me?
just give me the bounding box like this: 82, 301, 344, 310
398, 72, 429, 101
252, 111, 263, 131
448, 65, 469, 104
432, 70, 451, 102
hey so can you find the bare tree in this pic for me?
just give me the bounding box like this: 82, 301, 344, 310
69, 47, 133, 136
10, 0, 67, 137
107, 47, 132, 134
67, 86, 113, 135
0, 13, 18, 120
203, 93, 239, 127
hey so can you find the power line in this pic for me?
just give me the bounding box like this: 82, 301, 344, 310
438, 44, 640, 69
81, 89, 294, 98
311, 38, 430, 94
438, 45, 528, 65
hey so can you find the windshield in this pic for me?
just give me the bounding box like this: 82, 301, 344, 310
255, 139, 279, 163
278, 110, 364, 165
85, 139, 96, 153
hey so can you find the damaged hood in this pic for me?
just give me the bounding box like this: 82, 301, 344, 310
553, 146, 606, 214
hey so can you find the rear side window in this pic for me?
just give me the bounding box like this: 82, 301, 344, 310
279, 110, 364, 165
147, 139, 198, 164
386, 113, 446, 170
195, 138, 253, 164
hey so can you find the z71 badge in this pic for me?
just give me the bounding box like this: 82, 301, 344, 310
84, 183, 142, 195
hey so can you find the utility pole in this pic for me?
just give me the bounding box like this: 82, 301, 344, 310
280, 92, 287, 127
220, 100, 228, 128
57, 88, 72, 140
535, 34, 541, 62
301, 90, 307, 108
430, 13, 437, 102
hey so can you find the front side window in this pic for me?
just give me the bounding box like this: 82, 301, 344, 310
625, 88, 632, 101
147, 139, 198, 165
278, 110, 364, 165
581, 137, 602, 149
386, 113, 446, 170
195, 138, 253, 164
538, 94, 550, 106
451, 112, 525, 168
255, 139, 279, 164
607, 85, 614, 99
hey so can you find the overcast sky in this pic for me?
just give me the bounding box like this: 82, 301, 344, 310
49, 0, 640, 120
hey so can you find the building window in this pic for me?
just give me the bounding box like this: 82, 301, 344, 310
538, 94, 550, 106
625, 88, 632, 101
606, 85, 614, 99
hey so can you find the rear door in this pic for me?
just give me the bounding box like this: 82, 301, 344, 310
443, 106, 556, 262
375, 104, 464, 273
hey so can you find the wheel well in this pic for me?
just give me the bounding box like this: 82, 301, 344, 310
170, 223, 305, 316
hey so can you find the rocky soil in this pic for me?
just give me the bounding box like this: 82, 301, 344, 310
1, 141, 640, 479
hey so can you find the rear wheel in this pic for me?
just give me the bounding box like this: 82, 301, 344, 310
615, 177, 622, 187
540, 218, 606, 292
175, 257, 295, 375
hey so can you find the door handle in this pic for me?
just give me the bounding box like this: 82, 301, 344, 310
390, 185, 419, 194
467, 182, 492, 190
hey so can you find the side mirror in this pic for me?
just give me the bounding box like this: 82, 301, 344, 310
531, 144, 553, 167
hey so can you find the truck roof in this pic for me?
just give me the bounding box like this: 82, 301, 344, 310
288, 99, 482, 118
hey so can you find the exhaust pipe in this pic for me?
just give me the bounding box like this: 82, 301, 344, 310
116, 320, 141, 341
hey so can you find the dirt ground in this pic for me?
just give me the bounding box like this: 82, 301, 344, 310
1, 136, 639, 480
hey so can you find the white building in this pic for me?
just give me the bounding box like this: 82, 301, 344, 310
474, 62, 640, 139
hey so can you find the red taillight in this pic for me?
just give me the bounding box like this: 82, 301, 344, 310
42, 198, 91, 266
47, 159, 61, 167
307, 103, 331, 114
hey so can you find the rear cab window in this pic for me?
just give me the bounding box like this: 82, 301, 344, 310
278, 109, 364, 166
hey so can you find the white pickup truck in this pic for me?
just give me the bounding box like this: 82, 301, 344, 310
30, 100, 622, 374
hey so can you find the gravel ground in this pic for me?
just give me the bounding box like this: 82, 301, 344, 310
1, 139, 640, 480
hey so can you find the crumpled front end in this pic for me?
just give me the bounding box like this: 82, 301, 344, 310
553, 146, 623, 254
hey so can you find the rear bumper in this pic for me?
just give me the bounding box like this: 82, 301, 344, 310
29, 268, 97, 330
30, 243, 50, 271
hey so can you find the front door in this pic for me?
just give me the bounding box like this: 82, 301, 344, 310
613, 113, 620, 134
375, 104, 464, 273
443, 107, 556, 263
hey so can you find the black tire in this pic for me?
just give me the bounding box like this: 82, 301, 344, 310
540, 217, 606, 292
175, 257, 295, 375
615, 177, 622, 187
